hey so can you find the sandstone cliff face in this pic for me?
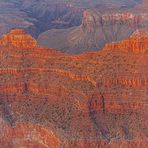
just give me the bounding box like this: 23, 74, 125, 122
0, 0, 147, 53
38, 7, 148, 53
0, 29, 147, 147
81, 10, 148, 31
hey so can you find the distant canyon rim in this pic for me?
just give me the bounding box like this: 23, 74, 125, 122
0, 0, 147, 53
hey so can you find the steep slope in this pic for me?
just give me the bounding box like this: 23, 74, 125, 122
0, 122, 60, 148
0, 0, 144, 38
0, 29, 148, 147
38, 5, 148, 53
0, 0, 36, 37
0, 0, 84, 38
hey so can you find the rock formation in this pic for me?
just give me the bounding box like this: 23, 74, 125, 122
0, 0, 146, 54
104, 35, 148, 53
0, 29, 37, 49
0, 0, 84, 38
0, 29, 147, 147
38, 5, 148, 53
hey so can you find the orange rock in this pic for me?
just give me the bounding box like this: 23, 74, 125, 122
104, 35, 148, 53
0, 122, 61, 148
0, 29, 37, 49
0, 29, 147, 147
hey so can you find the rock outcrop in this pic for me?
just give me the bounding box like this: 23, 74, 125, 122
0, 0, 145, 53
0, 29, 37, 49
0, 0, 84, 38
104, 35, 148, 53
38, 7, 148, 53
0, 29, 147, 147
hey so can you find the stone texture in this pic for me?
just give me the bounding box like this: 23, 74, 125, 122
0, 29, 147, 147
0, 29, 37, 49
38, 7, 148, 53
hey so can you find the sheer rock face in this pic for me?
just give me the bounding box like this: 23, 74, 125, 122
0, 0, 145, 49
0, 30, 147, 147
0, 0, 145, 53
38, 8, 148, 53
81, 10, 148, 31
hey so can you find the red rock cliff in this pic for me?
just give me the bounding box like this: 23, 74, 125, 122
0, 29, 147, 147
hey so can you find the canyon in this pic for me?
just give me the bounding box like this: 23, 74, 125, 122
0, 0, 84, 38
0, 0, 146, 54
0, 0, 147, 147
0, 29, 147, 147
38, 2, 148, 53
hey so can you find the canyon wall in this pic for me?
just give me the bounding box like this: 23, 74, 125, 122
0, 29, 147, 147
38, 7, 148, 53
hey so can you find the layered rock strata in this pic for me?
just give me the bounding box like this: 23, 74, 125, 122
0, 29, 147, 147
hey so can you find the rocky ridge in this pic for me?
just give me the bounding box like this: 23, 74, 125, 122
0, 29, 147, 147
38, 5, 148, 53
0, 29, 37, 49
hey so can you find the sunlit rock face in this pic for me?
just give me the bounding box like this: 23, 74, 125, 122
104, 35, 148, 53
0, 29, 147, 147
0, 29, 37, 49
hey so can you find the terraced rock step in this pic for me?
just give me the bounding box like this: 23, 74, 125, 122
0, 29, 147, 147
38, 5, 148, 53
